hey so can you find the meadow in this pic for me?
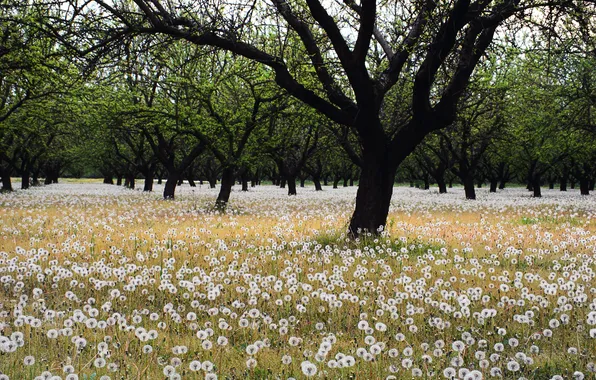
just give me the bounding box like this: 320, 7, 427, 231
0, 183, 595, 380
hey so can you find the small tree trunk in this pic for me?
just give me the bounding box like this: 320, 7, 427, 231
163, 172, 179, 199
437, 178, 447, 194
333, 177, 340, 189
570, 180, 576, 189
349, 177, 354, 186
128, 175, 135, 190
313, 176, 322, 191
116, 176, 123, 186
489, 179, 498, 193
103, 176, 114, 184
580, 178, 590, 195
323, 176, 329, 186
343, 177, 348, 187
241, 174, 249, 192
32, 171, 40, 186
216, 167, 235, 207
143, 171, 154, 192
287, 176, 297, 195
548, 181, 554, 190
188, 177, 196, 187
177, 177, 183, 186
1, 172, 13, 191
463, 176, 476, 200
157, 172, 163, 185
409, 181, 414, 188
589, 179, 595, 191
21, 171, 30, 190
448, 179, 453, 188
299, 177, 305, 188
279, 178, 286, 188
532, 177, 541, 198
498, 180, 506, 190
423, 176, 430, 190
208, 175, 217, 189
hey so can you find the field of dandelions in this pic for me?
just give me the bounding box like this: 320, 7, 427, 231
1, 183, 595, 380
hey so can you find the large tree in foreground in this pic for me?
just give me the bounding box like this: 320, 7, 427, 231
47, 0, 593, 234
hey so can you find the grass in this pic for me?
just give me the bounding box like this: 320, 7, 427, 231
0, 184, 595, 379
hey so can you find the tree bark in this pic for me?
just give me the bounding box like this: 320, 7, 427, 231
216, 167, 235, 207
333, 177, 340, 189
580, 178, 590, 195
21, 171, 30, 190
489, 179, 498, 193
532, 176, 541, 198
463, 176, 476, 200
279, 178, 286, 188
143, 171, 154, 192
349, 149, 397, 235
164, 171, 179, 199
116, 175, 122, 186
313, 176, 322, 191
1, 171, 13, 192
299, 177, 305, 188
103, 176, 114, 184
437, 178, 447, 194
287, 176, 297, 195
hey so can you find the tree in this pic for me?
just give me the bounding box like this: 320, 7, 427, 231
44, 0, 590, 235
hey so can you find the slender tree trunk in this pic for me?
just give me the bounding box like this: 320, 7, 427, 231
463, 176, 476, 200
548, 181, 554, 190
349, 177, 354, 186
124, 177, 130, 188
580, 178, 590, 195
343, 177, 348, 187
589, 179, 595, 191
208, 174, 217, 189
177, 177, 183, 186
21, 171, 30, 190
157, 172, 163, 185
103, 176, 114, 184
423, 176, 430, 190
349, 150, 397, 235
409, 181, 414, 188
299, 177, 305, 188
323, 176, 329, 186
489, 179, 498, 193
216, 167, 235, 207
1, 171, 13, 191
570, 180, 575, 189
32, 171, 40, 186
279, 178, 286, 188
532, 176, 541, 198
498, 180, 506, 190
333, 177, 340, 189
287, 176, 297, 196
313, 176, 322, 191
241, 173, 249, 191
448, 179, 453, 188
143, 171, 154, 192
188, 178, 196, 187
163, 171, 179, 199
437, 178, 447, 194
116, 175, 122, 186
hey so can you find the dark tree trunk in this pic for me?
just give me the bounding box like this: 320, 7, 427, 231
589, 179, 595, 191
143, 171, 154, 192
580, 178, 590, 195
333, 177, 340, 189
128, 175, 135, 190
1, 172, 13, 191
103, 176, 114, 184
423, 176, 429, 190
498, 180, 506, 190
216, 167, 235, 207
177, 177, 183, 186
208, 175, 217, 189
323, 176, 329, 186
21, 171, 30, 190
349, 177, 355, 186
164, 172, 179, 199
44, 177, 52, 185
287, 176, 297, 196
124, 177, 130, 188
437, 178, 447, 194
348, 150, 397, 235
463, 176, 476, 200
300, 177, 305, 188
448, 179, 453, 188
343, 177, 348, 187
548, 181, 554, 190
532, 177, 541, 198
116, 176, 122, 186
313, 176, 322, 191
241, 173, 249, 192
570, 180, 576, 189
157, 172, 163, 185
477, 181, 482, 188
489, 179, 498, 193
279, 178, 286, 188
409, 181, 414, 188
